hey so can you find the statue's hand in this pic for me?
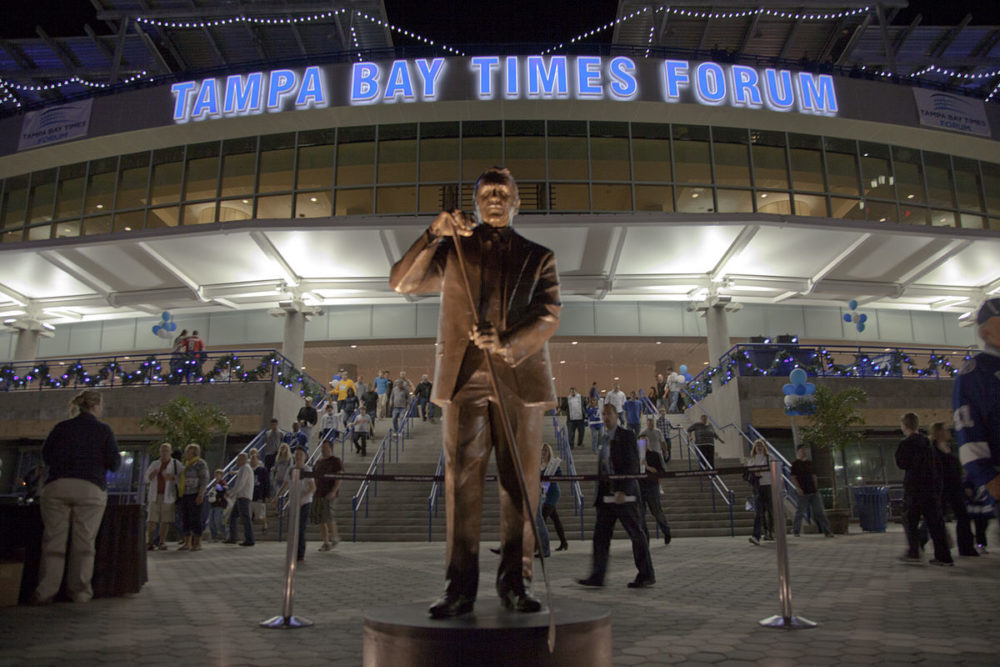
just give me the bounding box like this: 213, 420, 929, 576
430, 209, 474, 238
471, 322, 504, 355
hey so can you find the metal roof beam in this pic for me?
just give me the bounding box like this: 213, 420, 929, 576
109, 17, 130, 84
131, 12, 177, 73
931, 14, 972, 59
835, 12, 873, 65
778, 16, 803, 61
83, 24, 116, 64
818, 16, 849, 62
249, 231, 300, 288
737, 12, 761, 54
891, 13, 922, 59
135, 241, 208, 303
875, 3, 895, 74
34, 27, 80, 75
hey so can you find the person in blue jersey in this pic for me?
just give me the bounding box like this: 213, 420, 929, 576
953, 298, 1000, 510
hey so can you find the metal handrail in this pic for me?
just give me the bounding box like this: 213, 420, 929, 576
427, 451, 445, 541
746, 424, 799, 511
550, 415, 586, 539
351, 431, 391, 542
636, 388, 659, 415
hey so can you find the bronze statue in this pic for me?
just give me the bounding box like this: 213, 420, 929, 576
390, 167, 561, 618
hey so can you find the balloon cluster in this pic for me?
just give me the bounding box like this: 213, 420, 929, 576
782, 368, 817, 416
842, 300, 868, 333
152, 311, 177, 339
678, 364, 693, 383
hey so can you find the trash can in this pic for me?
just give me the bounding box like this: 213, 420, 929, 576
852, 486, 889, 532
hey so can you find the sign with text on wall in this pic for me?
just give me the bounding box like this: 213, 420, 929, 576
912, 89, 990, 137
18, 99, 93, 151
168, 56, 839, 124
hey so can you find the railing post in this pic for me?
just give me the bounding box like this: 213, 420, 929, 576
260, 466, 311, 629
728, 490, 735, 537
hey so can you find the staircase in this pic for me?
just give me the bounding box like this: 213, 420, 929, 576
279, 408, 759, 543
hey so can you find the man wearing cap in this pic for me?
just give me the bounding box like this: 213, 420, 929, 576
954, 298, 1000, 506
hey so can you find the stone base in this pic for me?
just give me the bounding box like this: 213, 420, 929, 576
363, 599, 611, 667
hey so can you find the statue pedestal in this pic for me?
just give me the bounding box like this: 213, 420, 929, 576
363, 599, 611, 667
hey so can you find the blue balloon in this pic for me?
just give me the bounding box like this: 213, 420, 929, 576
859, 313, 868, 323
161, 311, 171, 321
683, 373, 693, 382
679, 364, 688, 374
167, 322, 177, 331
857, 322, 866, 332
805, 383, 816, 394
332, 374, 341, 382
783, 384, 795, 395
789, 368, 807, 385
848, 300, 858, 311
843, 314, 852, 323
795, 384, 807, 395
152, 325, 160, 334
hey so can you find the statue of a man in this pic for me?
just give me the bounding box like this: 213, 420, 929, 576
390, 167, 561, 618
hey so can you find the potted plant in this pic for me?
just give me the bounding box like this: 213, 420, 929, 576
798, 385, 867, 534
140, 396, 231, 466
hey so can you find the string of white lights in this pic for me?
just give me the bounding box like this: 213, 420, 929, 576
541, 6, 654, 55
0, 71, 149, 94
350, 24, 362, 62
644, 23, 657, 59
134, 9, 346, 29
986, 80, 1000, 102
909, 64, 1000, 81
354, 10, 464, 56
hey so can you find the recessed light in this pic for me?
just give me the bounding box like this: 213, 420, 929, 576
613, 376, 619, 381
123, 226, 132, 231
571, 341, 578, 345
703, 361, 709, 365
310, 197, 318, 203
879, 217, 887, 222
242, 199, 250, 204
95, 204, 104, 209
760, 193, 768, 198
691, 192, 700, 198
350, 344, 357, 348
906, 194, 914, 199
559, 360, 566, 364
656, 341, 661, 345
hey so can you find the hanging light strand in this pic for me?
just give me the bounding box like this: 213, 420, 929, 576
0, 70, 149, 94
134, 9, 347, 29
354, 10, 464, 56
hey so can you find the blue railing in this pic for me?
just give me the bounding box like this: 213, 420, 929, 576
746, 425, 800, 514
686, 343, 975, 402
427, 451, 445, 542
550, 415, 586, 540
0, 348, 328, 399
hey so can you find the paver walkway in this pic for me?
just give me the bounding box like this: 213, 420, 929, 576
1, 525, 996, 666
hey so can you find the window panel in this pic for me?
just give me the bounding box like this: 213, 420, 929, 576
929, 209, 956, 227
859, 142, 895, 201
676, 186, 714, 213
792, 193, 828, 217
258, 133, 295, 193
789, 134, 824, 192
419, 184, 459, 212
27, 224, 52, 241
757, 192, 791, 215
83, 216, 113, 235
953, 158, 984, 212
751, 130, 788, 189
672, 125, 711, 184
635, 185, 674, 212
462, 137, 503, 182
632, 123, 671, 182
55, 163, 86, 220
220, 138, 257, 198
504, 136, 546, 180
716, 188, 753, 213
85, 158, 117, 215
376, 186, 416, 214
113, 210, 144, 232
549, 183, 589, 210
377, 134, 417, 184
53, 221, 81, 238
1, 230, 23, 243
592, 184, 631, 211
297, 130, 335, 190
256, 194, 292, 219
217, 200, 253, 222
899, 205, 928, 225
830, 197, 863, 220
2, 175, 28, 229
181, 202, 218, 225
959, 213, 984, 229
979, 162, 1000, 215
116, 153, 149, 210
295, 193, 331, 218
147, 206, 180, 228
547, 120, 588, 180
516, 182, 546, 211
865, 200, 899, 223
184, 142, 220, 201
823, 138, 860, 196
712, 127, 750, 187
419, 122, 459, 182
923, 152, 954, 209
336, 138, 375, 186
150, 148, 184, 205
28, 169, 57, 223
590, 122, 629, 181
335, 188, 373, 215
892, 146, 925, 205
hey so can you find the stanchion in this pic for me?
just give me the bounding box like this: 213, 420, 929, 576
759, 459, 816, 630
261, 466, 313, 629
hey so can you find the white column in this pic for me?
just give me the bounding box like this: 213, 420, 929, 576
705, 304, 731, 366
13, 328, 41, 361
281, 311, 306, 369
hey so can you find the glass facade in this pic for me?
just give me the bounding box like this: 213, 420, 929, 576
2, 120, 999, 242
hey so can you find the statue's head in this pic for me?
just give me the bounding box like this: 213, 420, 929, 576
473, 167, 520, 228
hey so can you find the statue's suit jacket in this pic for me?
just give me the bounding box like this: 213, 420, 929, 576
389, 226, 561, 408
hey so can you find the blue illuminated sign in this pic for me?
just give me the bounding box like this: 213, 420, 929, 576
169, 56, 839, 123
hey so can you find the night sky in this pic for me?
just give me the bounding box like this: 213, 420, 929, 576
4, 1, 1000, 48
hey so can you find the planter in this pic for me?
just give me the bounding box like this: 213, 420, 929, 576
826, 508, 851, 535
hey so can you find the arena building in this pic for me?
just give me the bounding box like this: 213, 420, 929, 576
1, 1, 999, 469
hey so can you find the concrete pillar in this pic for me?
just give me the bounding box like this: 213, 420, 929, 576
705, 305, 731, 366
13, 329, 41, 361
281, 311, 306, 369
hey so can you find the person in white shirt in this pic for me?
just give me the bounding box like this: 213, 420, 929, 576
145, 443, 181, 550
605, 383, 627, 426
318, 404, 341, 444
565, 387, 586, 449
276, 447, 316, 562
666, 368, 685, 414
640, 417, 670, 465
225, 453, 255, 546
350, 406, 374, 455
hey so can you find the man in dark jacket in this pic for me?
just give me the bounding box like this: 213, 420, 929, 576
578, 404, 655, 588
896, 412, 953, 565
415, 374, 433, 422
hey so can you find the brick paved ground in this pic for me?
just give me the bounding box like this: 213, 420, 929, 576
1, 525, 997, 666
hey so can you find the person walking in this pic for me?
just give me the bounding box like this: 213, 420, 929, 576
897, 413, 953, 566
639, 429, 672, 545
31, 391, 121, 605
578, 404, 655, 589
931, 422, 978, 557
687, 415, 724, 469
177, 443, 209, 551
747, 439, 774, 545
565, 387, 586, 449
312, 440, 343, 551
538, 444, 569, 554
790, 446, 833, 537
145, 443, 181, 550
226, 453, 254, 546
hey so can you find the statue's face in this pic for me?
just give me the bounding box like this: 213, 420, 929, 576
475, 176, 519, 228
